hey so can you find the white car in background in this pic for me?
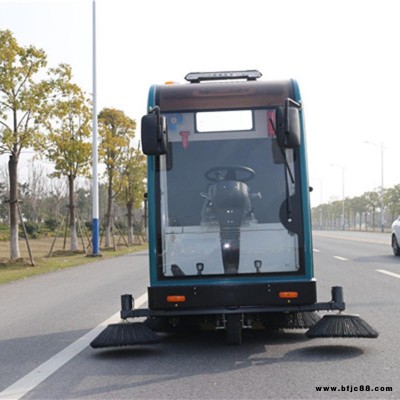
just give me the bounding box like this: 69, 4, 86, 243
391, 216, 400, 256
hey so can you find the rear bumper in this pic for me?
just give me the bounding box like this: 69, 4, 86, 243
148, 281, 317, 310
120, 283, 346, 319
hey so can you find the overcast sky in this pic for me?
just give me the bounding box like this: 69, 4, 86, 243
1, 0, 399, 207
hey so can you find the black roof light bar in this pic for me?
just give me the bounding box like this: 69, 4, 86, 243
185, 70, 262, 83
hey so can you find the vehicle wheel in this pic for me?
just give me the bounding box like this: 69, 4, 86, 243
226, 314, 242, 345
392, 235, 400, 256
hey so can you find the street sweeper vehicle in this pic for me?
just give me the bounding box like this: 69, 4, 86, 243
91, 70, 378, 348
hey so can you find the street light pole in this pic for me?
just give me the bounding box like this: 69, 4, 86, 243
91, 0, 100, 255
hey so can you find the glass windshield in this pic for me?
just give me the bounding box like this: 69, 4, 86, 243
157, 109, 300, 277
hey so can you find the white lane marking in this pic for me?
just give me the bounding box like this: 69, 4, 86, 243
0, 292, 148, 400
376, 269, 400, 279
333, 256, 348, 261
312, 231, 389, 245
313, 249, 321, 253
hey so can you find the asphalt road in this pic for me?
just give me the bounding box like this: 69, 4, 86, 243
0, 231, 399, 400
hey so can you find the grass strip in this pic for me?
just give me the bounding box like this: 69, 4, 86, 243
0, 244, 148, 285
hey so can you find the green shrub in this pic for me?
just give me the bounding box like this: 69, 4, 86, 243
44, 218, 60, 232
19, 221, 40, 239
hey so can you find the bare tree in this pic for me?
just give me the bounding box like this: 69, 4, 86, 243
20, 159, 49, 224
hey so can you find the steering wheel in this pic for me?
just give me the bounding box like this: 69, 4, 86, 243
205, 165, 255, 182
